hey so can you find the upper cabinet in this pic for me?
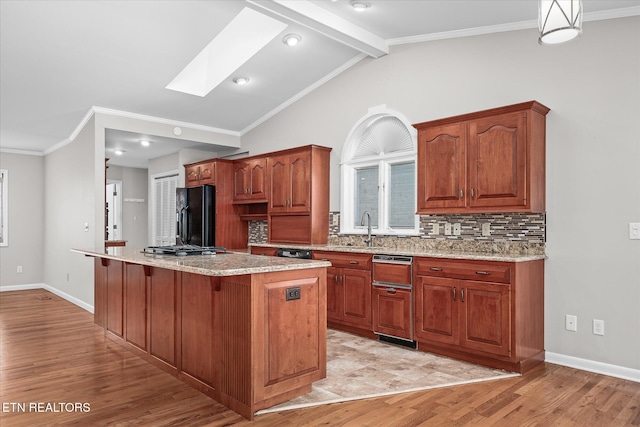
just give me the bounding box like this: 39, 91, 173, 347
414, 101, 549, 214
267, 145, 331, 245
185, 161, 215, 187
233, 158, 267, 202
268, 150, 311, 214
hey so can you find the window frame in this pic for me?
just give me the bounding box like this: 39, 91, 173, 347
340, 107, 418, 237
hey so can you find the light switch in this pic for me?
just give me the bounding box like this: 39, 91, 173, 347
444, 223, 452, 235
630, 223, 640, 240
482, 223, 491, 236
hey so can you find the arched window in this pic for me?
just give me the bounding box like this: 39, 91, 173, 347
340, 106, 418, 236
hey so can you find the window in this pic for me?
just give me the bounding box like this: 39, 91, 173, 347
341, 107, 418, 236
151, 172, 178, 246
0, 169, 6, 246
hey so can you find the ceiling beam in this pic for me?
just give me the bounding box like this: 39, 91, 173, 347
247, 0, 389, 58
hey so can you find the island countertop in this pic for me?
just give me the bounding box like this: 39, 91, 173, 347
72, 247, 331, 277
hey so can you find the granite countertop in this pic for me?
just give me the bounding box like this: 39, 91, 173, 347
250, 243, 546, 262
72, 247, 331, 277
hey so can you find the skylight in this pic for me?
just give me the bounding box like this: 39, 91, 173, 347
165, 7, 287, 97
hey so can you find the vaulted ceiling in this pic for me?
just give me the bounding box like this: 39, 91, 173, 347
1, 0, 638, 167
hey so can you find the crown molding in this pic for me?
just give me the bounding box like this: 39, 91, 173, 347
388, 6, 640, 46
0, 147, 45, 156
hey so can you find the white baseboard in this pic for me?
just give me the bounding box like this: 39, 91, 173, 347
546, 352, 640, 383
0, 283, 94, 314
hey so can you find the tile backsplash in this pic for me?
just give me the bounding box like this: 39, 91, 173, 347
249, 212, 546, 255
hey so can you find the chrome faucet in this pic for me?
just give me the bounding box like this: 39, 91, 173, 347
360, 211, 373, 247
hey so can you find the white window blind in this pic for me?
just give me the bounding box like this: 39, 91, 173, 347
341, 108, 418, 236
153, 174, 177, 246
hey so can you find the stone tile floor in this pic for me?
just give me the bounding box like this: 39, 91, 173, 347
258, 329, 518, 414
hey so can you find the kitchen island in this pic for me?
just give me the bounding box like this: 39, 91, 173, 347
73, 247, 330, 420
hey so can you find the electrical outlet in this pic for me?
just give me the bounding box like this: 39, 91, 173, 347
453, 223, 461, 236
332, 215, 339, 226
432, 223, 440, 235
444, 223, 452, 235
565, 314, 577, 332
286, 287, 301, 301
17, 266, 23, 274
630, 223, 640, 240
593, 319, 605, 336
482, 223, 491, 236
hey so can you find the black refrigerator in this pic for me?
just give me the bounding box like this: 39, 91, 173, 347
176, 184, 215, 246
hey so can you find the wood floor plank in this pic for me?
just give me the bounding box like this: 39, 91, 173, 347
1, 289, 639, 426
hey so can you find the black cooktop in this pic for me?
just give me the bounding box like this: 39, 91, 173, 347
142, 245, 227, 256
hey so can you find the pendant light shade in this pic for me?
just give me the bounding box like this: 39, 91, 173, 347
539, 0, 583, 45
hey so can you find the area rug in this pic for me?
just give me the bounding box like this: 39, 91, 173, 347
257, 329, 519, 415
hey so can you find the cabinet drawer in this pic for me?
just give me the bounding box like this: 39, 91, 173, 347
414, 258, 511, 284
312, 251, 372, 270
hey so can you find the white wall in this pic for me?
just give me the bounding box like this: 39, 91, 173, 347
241, 18, 640, 371
43, 116, 101, 307
0, 153, 45, 286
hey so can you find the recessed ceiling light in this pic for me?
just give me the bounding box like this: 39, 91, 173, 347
139, 140, 150, 147
351, 1, 370, 11
283, 33, 302, 47
233, 77, 250, 85
114, 149, 125, 156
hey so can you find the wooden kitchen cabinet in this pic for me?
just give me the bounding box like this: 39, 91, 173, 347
313, 251, 372, 332
250, 245, 278, 256
125, 263, 147, 351
414, 101, 549, 214
105, 259, 124, 337
267, 145, 331, 245
268, 149, 311, 214
372, 285, 412, 340
185, 160, 215, 187
233, 158, 267, 202
414, 257, 544, 373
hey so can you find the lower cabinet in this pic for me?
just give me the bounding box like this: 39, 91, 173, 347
313, 251, 372, 332
372, 284, 412, 340
414, 257, 544, 373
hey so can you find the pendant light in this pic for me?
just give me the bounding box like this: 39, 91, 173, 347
539, 0, 583, 45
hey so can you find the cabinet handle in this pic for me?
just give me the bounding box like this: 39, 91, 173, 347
246, 187, 250, 195
459, 188, 464, 200
386, 288, 397, 294
429, 267, 443, 271
349, 261, 359, 265
475, 271, 490, 275
471, 188, 475, 199
461, 288, 465, 302
341, 275, 345, 284
452, 287, 456, 301
334, 274, 339, 283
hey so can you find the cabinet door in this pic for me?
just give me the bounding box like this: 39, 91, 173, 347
341, 268, 371, 328
417, 123, 467, 212
372, 285, 412, 340
185, 165, 201, 187
233, 161, 250, 200
325, 266, 342, 322
125, 263, 147, 351
149, 268, 177, 367
106, 260, 124, 337
181, 272, 214, 386
414, 275, 459, 345
288, 150, 310, 213
198, 162, 215, 185
468, 112, 526, 209
249, 158, 267, 200
460, 281, 511, 357
268, 154, 289, 213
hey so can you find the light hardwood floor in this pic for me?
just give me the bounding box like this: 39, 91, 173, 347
1, 289, 638, 426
